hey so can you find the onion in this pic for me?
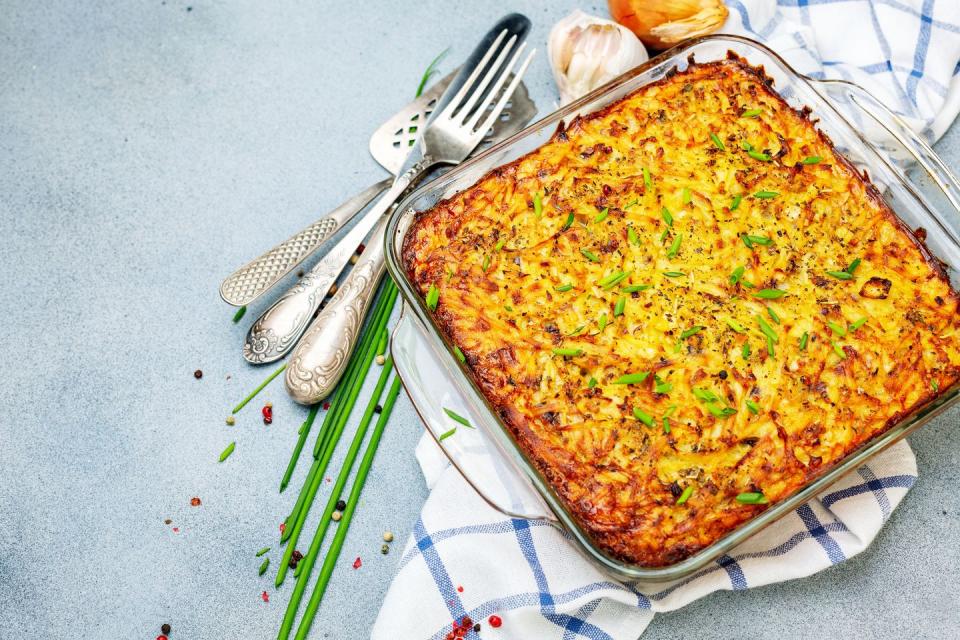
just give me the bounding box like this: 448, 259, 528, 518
608, 0, 729, 50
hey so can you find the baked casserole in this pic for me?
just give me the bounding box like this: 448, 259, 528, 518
402, 54, 960, 567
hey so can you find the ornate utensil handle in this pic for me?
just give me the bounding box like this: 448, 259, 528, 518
219, 180, 390, 307
285, 215, 389, 404
243, 157, 433, 364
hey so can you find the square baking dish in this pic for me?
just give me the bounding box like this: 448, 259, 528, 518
384, 35, 960, 582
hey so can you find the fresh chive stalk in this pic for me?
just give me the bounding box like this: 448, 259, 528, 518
415, 49, 447, 98
232, 364, 288, 414
710, 132, 726, 150
280, 404, 320, 492
259, 557, 270, 576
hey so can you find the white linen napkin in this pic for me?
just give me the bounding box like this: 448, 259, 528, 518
374, 1, 960, 638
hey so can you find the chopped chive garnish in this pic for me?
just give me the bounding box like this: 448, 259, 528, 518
562, 211, 574, 231
654, 375, 672, 394
256, 547, 271, 557
454, 346, 466, 363
663, 416, 671, 433
622, 284, 652, 293
825, 270, 854, 280
643, 167, 652, 188
599, 270, 628, 288
554, 283, 574, 292
568, 325, 585, 336
747, 149, 771, 162
931, 379, 939, 392
663, 271, 686, 278
661, 207, 674, 227
846, 257, 862, 274
426, 284, 439, 311
443, 407, 472, 428
666, 234, 682, 258
730, 195, 742, 211
832, 341, 846, 358
598, 312, 608, 331
633, 407, 654, 426
802, 156, 822, 165
741, 108, 762, 118
756, 315, 778, 343
676, 485, 695, 505
533, 192, 542, 219
495, 237, 506, 251
828, 321, 847, 336
682, 187, 692, 205
613, 372, 650, 385
503, 304, 513, 312
767, 306, 780, 324
693, 387, 720, 403
766, 335, 775, 357
588, 377, 598, 389
680, 325, 704, 339
754, 288, 786, 299
614, 296, 626, 317
730, 265, 745, 285
753, 191, 779, 199
415, 48, 447, 97
849, 317, 868, 331
259, 557, 271, 576
219, 441, 236, 462
594, 207, 609, 224
627, 225, 640, 246
799, 332, 809, 350
710, 132, 725, 150
482, 255, 490, 271
624, 199, 639, 209
743, 234, 772, 246
736, 492, 768, 504
659, 228, 669, 243
706, 404, 737, 418
232, 306, 247, 323
438, 427, 457, 441
742, 280, 755, 288
580, 248, 600, 262
553, 348, 583, 357
727, 318, 747, 333
447, 266, 456, 281
746, 399, 760, 414
742, 341, 751, 359
742, 141, 754, 151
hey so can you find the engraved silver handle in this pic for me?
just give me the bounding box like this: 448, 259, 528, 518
285, 216, 389, 404
243, 157, 434, 364
219, 180, 390, 307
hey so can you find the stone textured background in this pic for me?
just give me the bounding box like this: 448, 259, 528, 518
1, 1, 957, 638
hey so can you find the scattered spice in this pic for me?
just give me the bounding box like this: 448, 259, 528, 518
456, 585, 464, 592
374, 404, 383, 414
157, 636, 168, 640
289, 550, 303, 569
328, 284, 338, 296
474, 624, 481, 633
190, 496, 201, 507
193, 369, 203, 379
332, 511, 342, 522
322, 402, 330, 410
279, 522, 286, 535
161, 624, 171, 635
383, 531, 394, 542
261, 591, 270, 603
172, 527, 179, 533
256, 547, 270, 557
259, 557, 270, 575
164, 519, 172, 525
381, 544, 390, 555
336, 499, 347, 511
357, 243, 366, 254
353, 556, 362, 569
262, 404, 273, 424
349, 254, 359, 265
375, 355, 386, 366
225, 415, 235, 426
489, 615, 503, 628
218, 442, 235, 462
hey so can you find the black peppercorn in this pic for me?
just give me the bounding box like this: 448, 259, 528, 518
718, 370, 728, 379
336, 499, 347, 511
473, 623, 481, 632
289, 549, 303, 568
161, 623, 171, 634
374, 404, 383, 414
193, 369, 203, 379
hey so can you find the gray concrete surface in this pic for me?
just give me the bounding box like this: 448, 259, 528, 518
0, 1, 957, 638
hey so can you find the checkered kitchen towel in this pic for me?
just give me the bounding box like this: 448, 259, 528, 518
373, 2, 960, 638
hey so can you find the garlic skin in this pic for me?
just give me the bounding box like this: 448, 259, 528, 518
548, 10, 649, 105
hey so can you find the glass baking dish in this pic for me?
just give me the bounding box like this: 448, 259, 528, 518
383, 35, 960, 582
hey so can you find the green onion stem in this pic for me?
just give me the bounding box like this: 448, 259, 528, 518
288, 376, 403, 640
231, 364, 288, 414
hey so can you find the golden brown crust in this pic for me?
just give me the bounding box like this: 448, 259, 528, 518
402, 56, 960, 567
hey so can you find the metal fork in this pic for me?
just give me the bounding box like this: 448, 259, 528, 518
284, 32, 536, 404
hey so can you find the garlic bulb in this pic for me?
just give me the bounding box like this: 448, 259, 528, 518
548, 10, 649, 105
608, 0, 729, 50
